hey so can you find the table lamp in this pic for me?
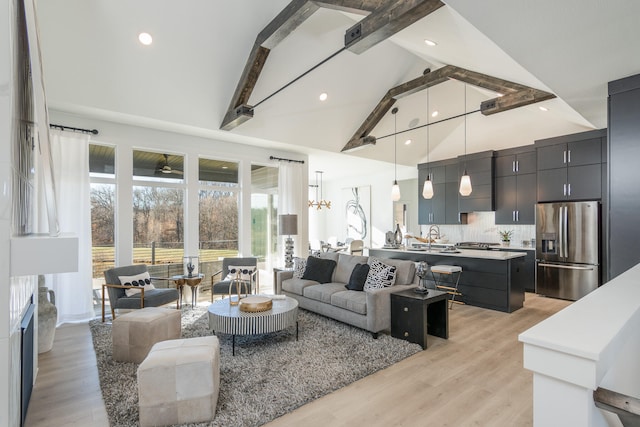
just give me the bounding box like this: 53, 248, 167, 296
279, 214, 298, 269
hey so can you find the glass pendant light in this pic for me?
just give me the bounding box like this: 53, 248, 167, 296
391, 107, 401, 201
422, 88, 434, 199
459, 84, 473, 196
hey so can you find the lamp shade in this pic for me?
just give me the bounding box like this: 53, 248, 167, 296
459, 174, 472, 196
422, 178, 434, 199
279, 214, 298, 235
391, 181, 401, 202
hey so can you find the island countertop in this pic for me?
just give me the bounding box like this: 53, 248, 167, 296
373, 247, 526, 260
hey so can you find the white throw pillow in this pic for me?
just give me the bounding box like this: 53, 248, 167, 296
224, 265, 256, 282
119, 272, 155, 297
293, 257, 306, 278
364, 258, 397, 291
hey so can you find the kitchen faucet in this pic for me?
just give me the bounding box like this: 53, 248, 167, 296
427, 225, 440, 251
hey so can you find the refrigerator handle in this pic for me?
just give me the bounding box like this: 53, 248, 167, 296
538, 263, 595, 271
564, 206, 569, 259
558, 207, 564, 258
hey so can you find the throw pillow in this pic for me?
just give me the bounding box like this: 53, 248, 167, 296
119, 272, 155, 297
364, 258, 397, 291
301, 256, 336, 284
345, 263, 370, 291
293, 257, 307, 278
224, 265, 256, 282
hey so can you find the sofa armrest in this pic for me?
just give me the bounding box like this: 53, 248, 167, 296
275, 270, 294, 294
365, 284, 417, 333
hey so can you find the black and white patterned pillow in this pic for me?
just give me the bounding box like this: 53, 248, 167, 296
364, 258, 397, 290
293, 257, 307, 278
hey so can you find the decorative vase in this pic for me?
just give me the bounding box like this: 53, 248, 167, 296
394, 223, 403, 246
38, 281, 58, 354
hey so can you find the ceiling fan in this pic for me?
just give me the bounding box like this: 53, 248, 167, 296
156, 154, 183, 175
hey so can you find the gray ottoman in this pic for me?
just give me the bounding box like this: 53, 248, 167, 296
112, 307, 181, 363
137, 336, 220, 427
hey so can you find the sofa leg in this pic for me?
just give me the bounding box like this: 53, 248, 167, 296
372, 332, 378, 339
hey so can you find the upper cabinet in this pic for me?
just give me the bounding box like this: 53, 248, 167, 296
495, 146, 536, 224
417, 159, 466, 225
458, 150, 495, 213
535, 130, 606, 202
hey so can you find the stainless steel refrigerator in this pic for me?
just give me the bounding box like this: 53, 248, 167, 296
536, 201, 600, 300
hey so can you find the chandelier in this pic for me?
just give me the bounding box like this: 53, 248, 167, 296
309, 171, 331, 210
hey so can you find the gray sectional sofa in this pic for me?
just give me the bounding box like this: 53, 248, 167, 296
275, 252, 417, 337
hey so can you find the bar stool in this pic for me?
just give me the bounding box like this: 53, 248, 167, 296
430, 265, 463, 309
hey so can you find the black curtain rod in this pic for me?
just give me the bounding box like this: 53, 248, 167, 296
49, 123, 99, 135
270, 155, 304, 164
377, 109, 481, 140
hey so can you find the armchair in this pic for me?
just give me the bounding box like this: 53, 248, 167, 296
210, 257, 259, 301
102, 264, 180, 322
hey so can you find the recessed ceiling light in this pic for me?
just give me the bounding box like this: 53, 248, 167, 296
539, 106, 549, 112
319, 92, 328, 101
424, 39, 437, 47
138, 32, 153, 45
222, 166, 228, 169
431, 111, 439, 118
404, 139, 412, 145
496, 92, 504, 97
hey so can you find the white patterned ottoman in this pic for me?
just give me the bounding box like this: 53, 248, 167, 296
137, 336, 220, 427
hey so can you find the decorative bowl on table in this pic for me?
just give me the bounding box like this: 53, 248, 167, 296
239, 296, 273, 312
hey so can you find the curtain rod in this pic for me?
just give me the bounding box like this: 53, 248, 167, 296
49, 123, 99, 135
270, 155, 304, 164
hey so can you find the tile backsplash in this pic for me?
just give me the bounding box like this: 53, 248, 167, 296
419, 211, 535, 246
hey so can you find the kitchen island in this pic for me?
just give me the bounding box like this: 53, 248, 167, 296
369, 247, 527, 313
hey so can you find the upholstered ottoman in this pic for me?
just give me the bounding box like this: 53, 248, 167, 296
112, 307, 181, 363
137, 336, 220, 427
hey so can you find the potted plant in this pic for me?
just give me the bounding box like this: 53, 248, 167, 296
499, 230, 513, 246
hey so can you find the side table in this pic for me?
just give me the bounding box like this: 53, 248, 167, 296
391, 289, 449, 349
172, 274, 204, 308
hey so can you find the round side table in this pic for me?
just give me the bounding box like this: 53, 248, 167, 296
172, 274, 204, 308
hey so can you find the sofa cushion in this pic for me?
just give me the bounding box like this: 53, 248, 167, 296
302, 256, 336, 284
303, 283, 346, 304
331, 290, 367, 315
364, 258, 397, 290
378, 258, 417, 285
282, 278, 319, 296
335, 254, 369, 284
293, 257, 306, 278
345, 263, 370, 291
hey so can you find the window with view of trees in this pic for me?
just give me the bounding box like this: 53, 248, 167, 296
133, 150, 185, 267
90, 144, 116, 280
198, 157, 239, 261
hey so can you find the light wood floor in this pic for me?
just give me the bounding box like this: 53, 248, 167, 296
25, 293, 570, 427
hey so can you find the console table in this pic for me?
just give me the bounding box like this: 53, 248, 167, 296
391, 289, 449, 349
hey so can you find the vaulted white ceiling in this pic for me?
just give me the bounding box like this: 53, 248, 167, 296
35, 0, 640, 178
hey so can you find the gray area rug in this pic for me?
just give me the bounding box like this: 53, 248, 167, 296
89, 306, 422, 427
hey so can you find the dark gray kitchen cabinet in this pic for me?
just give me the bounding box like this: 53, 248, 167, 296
535, 130, 605, 202
458, 150, 495, 213
418, 159, 463, 224
608, 73, 640, 280
495, 147, 536, 224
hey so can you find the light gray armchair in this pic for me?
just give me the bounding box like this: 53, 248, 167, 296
102, 264, 179, 322
210, 257, 259, 301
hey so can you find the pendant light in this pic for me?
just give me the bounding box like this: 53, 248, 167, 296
459, 84, 473, 196
391, 107, 401, 201
422, 88, 434, 199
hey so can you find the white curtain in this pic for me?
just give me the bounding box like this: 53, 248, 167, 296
277, 161, 307, 260
37, 130, 94, 324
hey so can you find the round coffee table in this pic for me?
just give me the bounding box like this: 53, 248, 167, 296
208, 296, 298, 355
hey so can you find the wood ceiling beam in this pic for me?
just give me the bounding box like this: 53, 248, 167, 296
222, 0, 444, 131
221, 0, 320, 131
344, 0, 445, 54
342, 65, 556, 152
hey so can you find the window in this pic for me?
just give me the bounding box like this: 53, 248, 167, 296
89, 144, 116, 281
198, 157, 239, 262
133, 150, 185, 269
